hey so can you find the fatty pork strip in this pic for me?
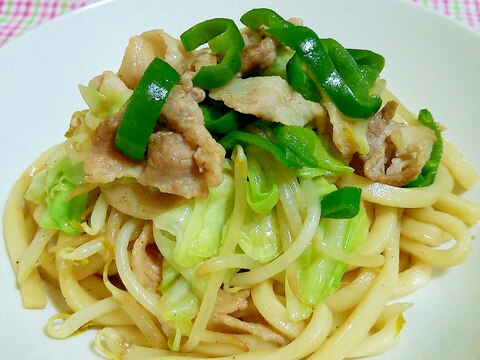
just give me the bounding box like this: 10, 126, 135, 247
359, 101, 437, 186
208, 289, 289, 347
209, 76, 326, 127
239, 15, 304, 76
117, 29, 188, 88
240, 37, 278, 74
83, 31, 225, 199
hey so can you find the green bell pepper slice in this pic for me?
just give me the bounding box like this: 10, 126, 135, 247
321, 187, 362, 219
180, 18, 244, 89
347, 48, 385, 89
273, 125, 321, 168
219, 131, 301, 169
219, 122, 352, 174
286, 54, 322, 102
240, 8, 293, 30
200, 103, 241, 135
115, 57, 180, 161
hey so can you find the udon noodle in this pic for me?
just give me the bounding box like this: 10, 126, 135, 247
4, 8, 480, 360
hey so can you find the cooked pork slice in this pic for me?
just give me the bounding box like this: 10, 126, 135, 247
208, 288, 287, 346
161, 84, 226, 191
138, 131, 207, 198
118, 29, 188, 89
179, 74, 206, 104
209, 76, 326, 126
185, 47, 218, 74
211, 313, 289, 346
360, 101, 437, 186
84, 109, 143, 184
213, 289, 250, 315
240, 37, 277, 74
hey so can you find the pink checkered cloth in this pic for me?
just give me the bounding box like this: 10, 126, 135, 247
0, 0, 480, 46
411, 0, 480, 31
0, 0, 94, 46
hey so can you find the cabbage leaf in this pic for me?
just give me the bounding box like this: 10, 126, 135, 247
153, 173, 235, 268
158, 260, 199, 351
297, 205, 368, 305
238, 211, 281, 264
78, 71, 132, 120
245, 148, 279, 215
25, 146, 88, 234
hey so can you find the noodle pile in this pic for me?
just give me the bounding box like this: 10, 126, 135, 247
4, 10, 480, 360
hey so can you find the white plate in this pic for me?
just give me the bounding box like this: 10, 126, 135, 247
0, 0, 479, 359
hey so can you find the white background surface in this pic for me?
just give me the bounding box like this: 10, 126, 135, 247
0, 0, 479, 359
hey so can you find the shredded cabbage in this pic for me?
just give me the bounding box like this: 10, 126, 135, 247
158, 260, 199, 351
296, 205, 369, 306
285, 277, 313, 321
245, 148, 279, 215
153, 172, 235, 268
238, 211, 281, 263
25, 146, 88, 234
79, 71, 132, 120
152, 226, 206, 296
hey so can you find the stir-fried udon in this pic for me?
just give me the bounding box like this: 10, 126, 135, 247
4, 8, 480, 360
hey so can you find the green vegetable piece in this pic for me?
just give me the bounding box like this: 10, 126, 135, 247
200, 104, 241, 135
181, 18, 244, 89
239, 211, 281, 264
78, 72, 132, 120
153, 225, 207, 296
347, 48, 385, 89
242, 9, 321, 102
240, 8, 293, 30
286, 54, 322, 102
404, 109, 443, 187
25, 150, 88, 234
285, 277, 313, 320
220, 122, 353, 174
219, 131, 301, 169
321, 186, 362, 219
274, 125, 352, 174
42, 180, 87, 234
245, 148, 280, 215
114, 57, 180, 161
153, 172, 235, 268
297, 205, 368, 305
274, 125, 319, 168
261, 47, 295, 79
157, 263, 199, 351
313, 135, 353, 173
